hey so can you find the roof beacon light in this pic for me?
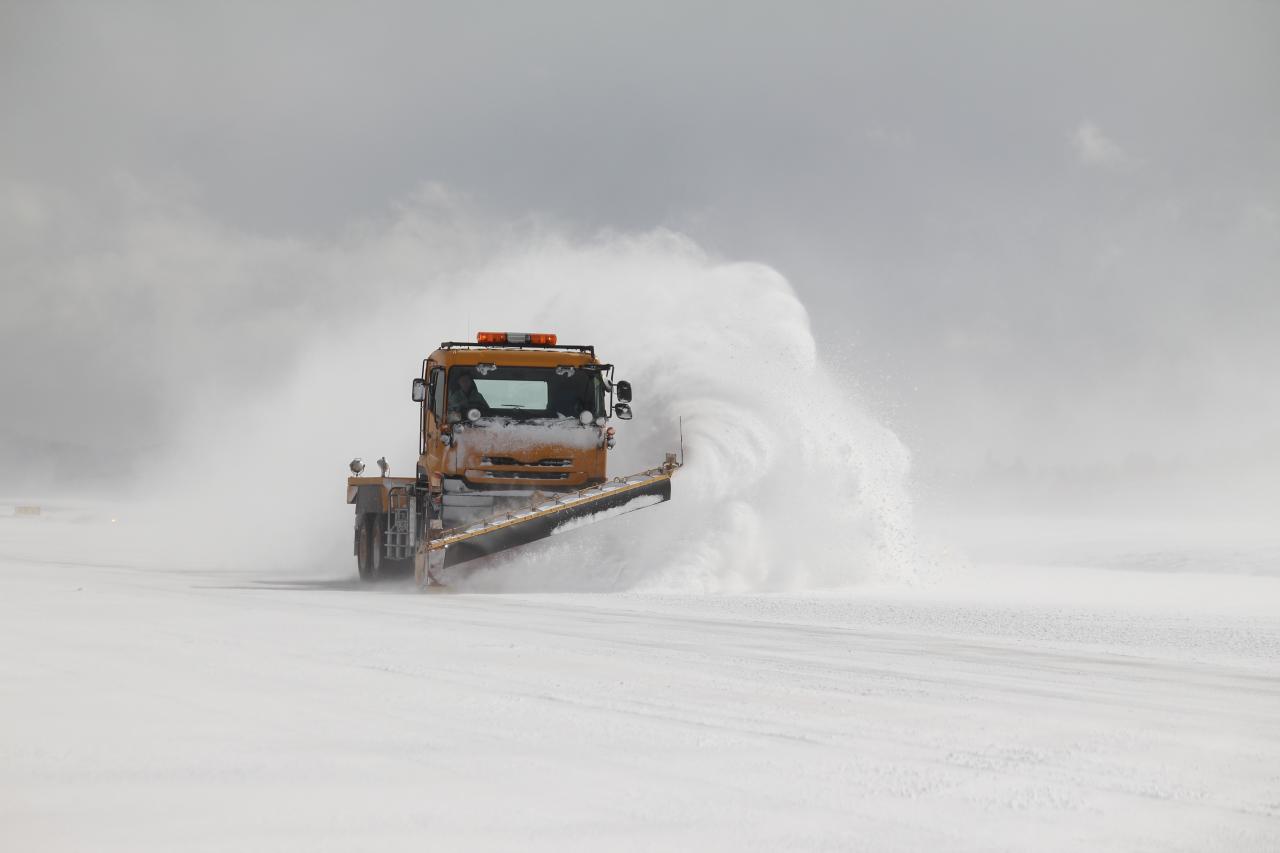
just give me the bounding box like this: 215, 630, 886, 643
476, 331, 558, 346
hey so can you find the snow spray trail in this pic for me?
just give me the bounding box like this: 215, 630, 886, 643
438, 231, 918, 592
122, 199, 916, 590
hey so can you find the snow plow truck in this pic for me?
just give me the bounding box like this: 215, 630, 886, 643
346, 331, 680, 587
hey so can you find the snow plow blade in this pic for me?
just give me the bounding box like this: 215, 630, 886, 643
418, 463, 677, 583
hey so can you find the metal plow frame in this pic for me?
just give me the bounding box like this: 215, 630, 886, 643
416, 464, 678, 586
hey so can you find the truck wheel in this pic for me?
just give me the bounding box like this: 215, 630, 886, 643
356, 514, 383, 582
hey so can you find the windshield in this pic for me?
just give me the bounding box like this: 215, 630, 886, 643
448, 365, 605, 421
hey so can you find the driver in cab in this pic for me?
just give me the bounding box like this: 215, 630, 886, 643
449, 371, 488, 418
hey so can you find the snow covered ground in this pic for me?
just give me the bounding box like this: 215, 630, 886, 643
2, 507, 1279, 852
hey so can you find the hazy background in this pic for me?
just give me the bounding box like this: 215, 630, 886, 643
2, 0, 1277, 523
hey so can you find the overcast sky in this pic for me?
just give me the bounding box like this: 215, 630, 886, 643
2, 1, 1278, 501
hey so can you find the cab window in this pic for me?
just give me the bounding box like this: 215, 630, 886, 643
431, 367, 446, 421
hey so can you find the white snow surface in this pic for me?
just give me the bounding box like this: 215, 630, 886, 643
3, 509, 1278, 852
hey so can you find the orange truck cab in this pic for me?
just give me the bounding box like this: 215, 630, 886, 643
412, 333, 632, 528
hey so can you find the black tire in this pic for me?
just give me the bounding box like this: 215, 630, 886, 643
356, 514, 383, 582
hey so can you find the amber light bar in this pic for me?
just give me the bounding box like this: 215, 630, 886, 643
476, 331, 558, 346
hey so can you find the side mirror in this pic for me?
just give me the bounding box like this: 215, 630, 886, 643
411, 378, 427, 402
614, 403, 633, 420
615, 380, 632, 403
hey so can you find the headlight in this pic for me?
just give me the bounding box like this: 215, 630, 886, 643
468, 408, 482, 422
578, 410, 593, 425
595, 416, 607, 427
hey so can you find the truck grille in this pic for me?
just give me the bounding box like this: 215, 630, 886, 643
481, 456, 573, 467
480, 471, 571, 480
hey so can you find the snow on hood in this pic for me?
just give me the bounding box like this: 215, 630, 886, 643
453, 416, 601, 454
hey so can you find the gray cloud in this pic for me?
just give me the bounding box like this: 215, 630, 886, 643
2, 1, 1277, 514
1072, 121, 1132, 168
